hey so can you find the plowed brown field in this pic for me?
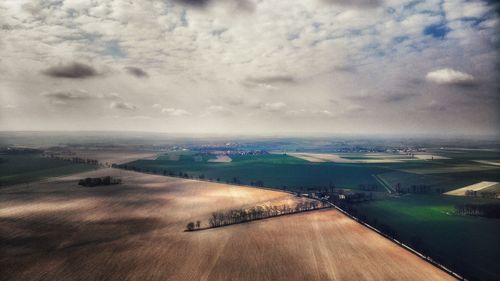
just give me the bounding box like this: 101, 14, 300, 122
0, 169, 455, 281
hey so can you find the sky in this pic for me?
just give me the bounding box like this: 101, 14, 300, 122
0, 0, 498, 136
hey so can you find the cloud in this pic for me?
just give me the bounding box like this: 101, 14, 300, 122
321, 0, 382, 9
128, 115, 153, 120
110, 101, 137, 110
42, 62, 99, 79
1, 0, 498, 135
102, 92, 121, 100
285, 108, 337, 118
381, 91, 420, 103
242, 75, 296, 89
41, 90, 92, 102
124, 66, 149, 78
162, 108, 191, 116
332, 65, 357, 73
172, 0, 211, 7
262, 102, 287, 112
172, 0, 255, 12
426, 68, 476, 86
152, 104, 191, 116
421, 100, 447, 112
208, 105, 231, 113
246, 75, 295, 84
200, 105, 233, 117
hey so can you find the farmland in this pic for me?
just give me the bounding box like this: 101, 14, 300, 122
288, 152, 448, 163
445, 181, 500, 197
0, 168, 455, 281
125, 150, 500, 194
125, 152, 389, 192
122, 148, 500, 280
354, 195, 500, 281
0, 153, 95, 186
2, 140, 499, 281
64, 149, 159, 165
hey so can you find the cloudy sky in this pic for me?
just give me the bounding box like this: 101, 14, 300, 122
0, 0, 498, 136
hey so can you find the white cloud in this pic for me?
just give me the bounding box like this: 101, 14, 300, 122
426, 68, 475, 85
444, 0, 489, 21
162, 108, 191, 116
102, 92, 121, 100
152, 104, 191, 116
110, 101, 137, 110
263, 102, 287, 112
200, 105, 233, 117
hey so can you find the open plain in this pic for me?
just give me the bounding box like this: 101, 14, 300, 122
1, 168, 455, 281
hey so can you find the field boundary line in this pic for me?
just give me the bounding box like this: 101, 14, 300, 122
372, 174, 395, 194
115, 167, 301, 196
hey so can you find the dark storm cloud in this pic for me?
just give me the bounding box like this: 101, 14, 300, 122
42, 62, 99, 79
321, 0, 382, 8
124, 66, 149, 78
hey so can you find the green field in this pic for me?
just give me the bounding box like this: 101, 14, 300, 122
0, 154, 96, 186
429, 148, 500, 160
377, 168, 500, 193
355, 195, 500, 281
125, 152, 389, 191
126, 151, 500, 194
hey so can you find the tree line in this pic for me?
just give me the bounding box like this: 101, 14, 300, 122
455, 203, 500, 218
464, 190, 497, 199
78, 176, 122, 187
395, 184, 433, 194
186, 200, 330, 231
46, 155, 99, 166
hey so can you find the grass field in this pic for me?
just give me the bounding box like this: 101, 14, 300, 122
0, 168, 455, 281
126, 151, 500, 194
373, 157, 500, 193
126, 153, 389, 191
374, 170, 500, 193
355, 195, 500, 281
0, 154, 95, 186
428, 148, 500, 160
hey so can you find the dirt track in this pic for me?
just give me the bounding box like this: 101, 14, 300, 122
0, 169, 455, 281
